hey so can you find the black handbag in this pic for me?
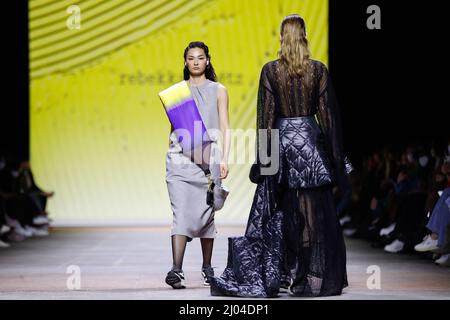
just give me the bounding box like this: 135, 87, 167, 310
249, 159, 273, 184
249, 162, 264, 184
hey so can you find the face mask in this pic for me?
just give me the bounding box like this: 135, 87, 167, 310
419, 156, 429, 167
407, 153, 414, 163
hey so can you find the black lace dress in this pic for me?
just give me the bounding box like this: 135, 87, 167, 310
210, 59, 349, 297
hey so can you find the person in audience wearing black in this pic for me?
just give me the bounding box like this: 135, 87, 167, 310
0, 154, 52, 241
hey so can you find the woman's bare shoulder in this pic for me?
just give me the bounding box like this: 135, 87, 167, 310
216, 82, 227, 92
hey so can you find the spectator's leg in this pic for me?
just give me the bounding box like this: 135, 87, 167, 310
426, 188, 450, 248
397, 192, 428, 248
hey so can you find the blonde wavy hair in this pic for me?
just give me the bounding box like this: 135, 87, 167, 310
278, 14, 311, 77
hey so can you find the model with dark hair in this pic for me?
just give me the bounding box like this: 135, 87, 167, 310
164, 41, 230, 289
211, 15, 349, 297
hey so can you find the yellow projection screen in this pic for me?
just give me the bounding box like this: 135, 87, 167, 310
30, 0, 328, 226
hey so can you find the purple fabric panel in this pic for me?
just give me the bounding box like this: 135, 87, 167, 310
166, 98, 210, 150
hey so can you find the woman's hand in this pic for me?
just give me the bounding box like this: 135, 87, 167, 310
220, 162, 229, 180
41, 191, 55, 198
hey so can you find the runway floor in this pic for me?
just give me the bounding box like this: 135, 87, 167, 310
0, 226, 449, 300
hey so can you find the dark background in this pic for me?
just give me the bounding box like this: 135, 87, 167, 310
1, 1, 28, 162
329, 0, 448, 164
1, 1, 447, 167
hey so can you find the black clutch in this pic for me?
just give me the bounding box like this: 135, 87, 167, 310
249, 162, 265, 184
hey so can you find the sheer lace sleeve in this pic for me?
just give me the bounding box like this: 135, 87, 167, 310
256, 63, 276, 166
317, 63, 349, 192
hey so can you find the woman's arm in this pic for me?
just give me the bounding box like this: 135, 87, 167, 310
317, 62, 349, 193
257, 63, 275, 166
217, 83, 230, 179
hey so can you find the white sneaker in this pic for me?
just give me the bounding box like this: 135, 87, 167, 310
384, 239, 405, 253
379, 223, 396, 236
339, 215, 351, 226
343, 228, 357, 237
29, 226, 49, 237
414, 235, 439, 252
435, 253, 450, 266
0, 239, 10, 248
1, 224, 11, 234
33, 215, 50, 225
14, 225, 33, 237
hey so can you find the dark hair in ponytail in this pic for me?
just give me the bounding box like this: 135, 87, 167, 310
183, 41, 217, 82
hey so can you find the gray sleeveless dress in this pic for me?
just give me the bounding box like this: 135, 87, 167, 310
165, 79, 222, 240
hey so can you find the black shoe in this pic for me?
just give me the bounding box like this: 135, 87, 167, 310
165, 270, 186, 289
201, 266, 214, 286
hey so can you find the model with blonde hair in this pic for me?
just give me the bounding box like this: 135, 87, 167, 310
211, 14, 349, 297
